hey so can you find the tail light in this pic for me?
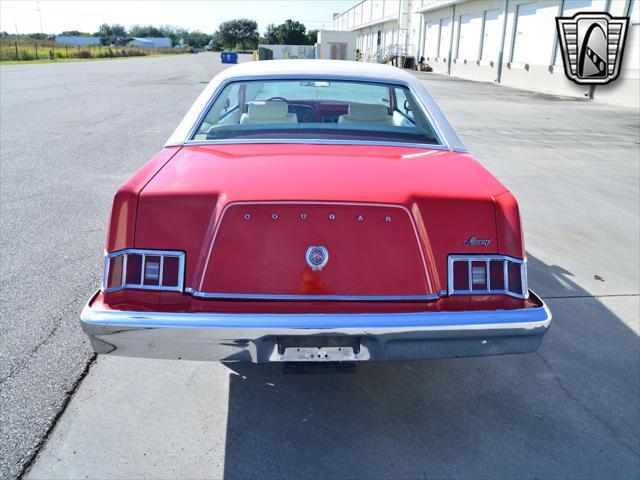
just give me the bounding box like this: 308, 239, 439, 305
102, 249, 185, 293
448, 255, 527, 299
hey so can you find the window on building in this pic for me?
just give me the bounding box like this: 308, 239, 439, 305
456, 13, 482, 61
438, 17, 451, 58
480, 9, 501, 62
377, 30, 382, 47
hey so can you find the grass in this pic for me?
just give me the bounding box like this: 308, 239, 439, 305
0, 38, 189, 63
0, 53, 183, 66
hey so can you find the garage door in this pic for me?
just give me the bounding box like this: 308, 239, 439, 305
511, 2, 543, 65
424, 21, 439, 58
481, 9, 501, 62
457, 14, 482, 61
438, 17, 451, 58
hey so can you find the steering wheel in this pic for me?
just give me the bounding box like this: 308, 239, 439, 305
267, 96, 288, 102
403, 99, 412, 114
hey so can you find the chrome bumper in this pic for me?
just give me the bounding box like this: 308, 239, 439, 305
80, 291, 551, 363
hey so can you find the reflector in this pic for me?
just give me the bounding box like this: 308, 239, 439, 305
471, 261, 487, 289
144, 256, 161, 286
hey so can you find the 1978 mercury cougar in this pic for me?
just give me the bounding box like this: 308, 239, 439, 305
80, 60, 552, 363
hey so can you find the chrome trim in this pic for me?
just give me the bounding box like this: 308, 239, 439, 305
447, 254, 528, 299
180, 75, 464, 152
187, 291, 443, 301
197, 201, 434, 296
183, 138, 457, 151
102, 249, 186, 293
80, 290, 551, 362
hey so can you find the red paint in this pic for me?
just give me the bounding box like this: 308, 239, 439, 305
106, 147, 180, 251
200, 203, 429, 296
103, 143, 527, 311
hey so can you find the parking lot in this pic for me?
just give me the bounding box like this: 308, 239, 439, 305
1, 53, 638, 479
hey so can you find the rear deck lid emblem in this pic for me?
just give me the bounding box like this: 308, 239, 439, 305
306, 246, 329, 271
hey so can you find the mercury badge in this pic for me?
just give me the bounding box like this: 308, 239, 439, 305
306, 246, 329, 271
556, 12, 629, 85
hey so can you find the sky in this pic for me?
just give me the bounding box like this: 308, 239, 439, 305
0, 0, 356, 35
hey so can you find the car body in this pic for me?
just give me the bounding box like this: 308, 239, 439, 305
80, 60, 551, 363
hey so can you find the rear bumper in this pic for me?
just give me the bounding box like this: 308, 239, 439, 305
80, 291, 551, 363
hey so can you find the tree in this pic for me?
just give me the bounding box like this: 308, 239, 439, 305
95, 23, 126, 44
208, 31, 224, 51
263, 23, 278, 44
275, 19, 306, 45
306, 29, 318, 45
128, 24, 163, 38
216, 19, 258, 50
185, 31, 213, 49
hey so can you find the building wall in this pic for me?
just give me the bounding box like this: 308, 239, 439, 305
333, 0, 640, 108
257, 44, 316, 60
131, 37, 173, 48
54, 36, 101, 46
317, 30, 358, 60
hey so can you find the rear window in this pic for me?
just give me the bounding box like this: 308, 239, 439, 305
192, 79, 441, 146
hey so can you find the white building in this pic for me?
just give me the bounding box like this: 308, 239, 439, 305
257, 44, 316, 59
333, 0, 639, 108
130, 37, 173, 48
316, 30, 358, 60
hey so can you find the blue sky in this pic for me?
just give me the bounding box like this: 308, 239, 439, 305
0, 0, 356, 34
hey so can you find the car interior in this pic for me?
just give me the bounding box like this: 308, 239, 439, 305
192, 80, 441, 145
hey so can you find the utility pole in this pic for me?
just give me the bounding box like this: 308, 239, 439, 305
37, 0, 44, 34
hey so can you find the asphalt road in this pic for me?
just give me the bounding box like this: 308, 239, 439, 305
0, 53, 252, 480
1, 54, 639, 479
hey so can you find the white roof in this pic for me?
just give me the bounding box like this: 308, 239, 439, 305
213, 59, 418, 83
165, 60, 465, 151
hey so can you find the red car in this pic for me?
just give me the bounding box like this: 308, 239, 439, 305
81, 60, 551, 363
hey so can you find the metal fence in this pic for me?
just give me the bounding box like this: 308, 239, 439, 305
0, 39, 187, 62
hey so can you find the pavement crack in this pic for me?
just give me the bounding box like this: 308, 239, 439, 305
536, 350, 640, 458
0, 320, 62, 386
18, 353, 96, 480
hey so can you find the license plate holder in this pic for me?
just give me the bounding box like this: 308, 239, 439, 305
280, 346, 358, 362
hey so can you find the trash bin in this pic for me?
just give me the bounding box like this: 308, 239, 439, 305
221, 52, 238, 64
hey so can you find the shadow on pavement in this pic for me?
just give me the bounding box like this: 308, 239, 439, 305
221, 254, 639, 480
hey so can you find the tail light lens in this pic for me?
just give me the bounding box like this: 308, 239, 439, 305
448, 255, 527, 298
103, 249, 185, 292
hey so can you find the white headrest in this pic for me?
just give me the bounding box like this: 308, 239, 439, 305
247, 101, 289, 119
348, 103, 389, 121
